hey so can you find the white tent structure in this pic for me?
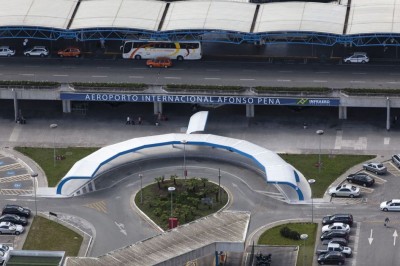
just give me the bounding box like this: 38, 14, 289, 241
56, 133, 311, 203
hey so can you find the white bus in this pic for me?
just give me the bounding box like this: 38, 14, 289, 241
122, 40, 202, 60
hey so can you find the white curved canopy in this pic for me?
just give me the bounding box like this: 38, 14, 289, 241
57, 133, 311, 202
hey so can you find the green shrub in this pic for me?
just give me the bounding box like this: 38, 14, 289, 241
280, 226, 300, 240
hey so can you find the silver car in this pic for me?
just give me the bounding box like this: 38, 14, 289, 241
0, 46, 15, 57
343, 52, 369, 64
0, 221, 24, 235
24, 46, 49, 57
329, 184, 360, 198
363, 162, 387, 175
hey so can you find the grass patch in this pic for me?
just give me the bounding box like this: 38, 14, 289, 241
280, 154, 375, 198
258, 222, 317, 266
23, 216, 82, 257
15, 147, 98, 187
135, 176, 228, 230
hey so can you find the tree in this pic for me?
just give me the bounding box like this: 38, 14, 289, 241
154, 177, 163, 189
200, 178, 208, 187
170, 175, 177, 186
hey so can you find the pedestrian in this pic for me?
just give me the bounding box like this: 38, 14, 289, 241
126, 116, 131, 125
157, 112, 162, 121
385, 217, 390, 227
138, 116, 142, 125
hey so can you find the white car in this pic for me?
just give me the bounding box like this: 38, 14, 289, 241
24, 46, 49, 57
0, 244, 12, 265
329, 184, 360, 198
322, 222, 351, 233
0, 221, 24, 235
363, 162, 387, 175
343, 52, 369, 64
0, 46, 15, 57
380, 199, 400, 211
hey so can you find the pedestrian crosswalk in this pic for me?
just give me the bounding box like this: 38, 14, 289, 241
0, 163, 23, 171
0, 174, 32, 183
84, 200, 108, 214
330, 197, 364, 205
0, 189, 33, 195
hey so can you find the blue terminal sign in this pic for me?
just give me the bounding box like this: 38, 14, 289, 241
60, 93, 340, 106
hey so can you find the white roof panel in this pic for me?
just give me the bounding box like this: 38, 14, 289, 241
347, 0, 400, 34
163, 1, 256, 32
255, 2, 346, 34
70, 0, 165, 30
0, 0, 77, 29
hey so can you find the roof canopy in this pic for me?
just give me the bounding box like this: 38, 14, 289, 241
347, 0, 400, 34
0, 0, 77, 29
255, 2, 346, 34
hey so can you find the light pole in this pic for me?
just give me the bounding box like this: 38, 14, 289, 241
50, 124, 58, 167
181, 140, 187, 179
308, 179, 316, 223
316, 129, 324, 173
168, 187, 175, 217
300, 234, 308, 266
218, 168, 221, 203
31, 172, 38, 216
139, 174, 143, 204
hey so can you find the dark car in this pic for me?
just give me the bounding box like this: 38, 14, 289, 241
322, 214, 354, 227
0, 214, 28, 226
346, 173, 375, 187
320, 230, 349, 241
1, 205, 31, 218
318, 251, 345, 265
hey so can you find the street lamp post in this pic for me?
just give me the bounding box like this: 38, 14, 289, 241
308, 179, 316, 223
168, 187, 175, 217
139, 174, 143, 204
218, 168, 221, 203
50, 124, 58, 167
181, 140, 187, 179
31, 173, 38, 216
300, 234, 308, 266
316, 130, 324, 173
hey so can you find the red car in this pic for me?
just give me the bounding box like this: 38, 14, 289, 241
57, 47, 81, 58
146, 57, 172, 68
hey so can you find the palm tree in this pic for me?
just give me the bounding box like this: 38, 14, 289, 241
170, 175, 177, 186
154, 177, 163, 189
200, 178, 208, 187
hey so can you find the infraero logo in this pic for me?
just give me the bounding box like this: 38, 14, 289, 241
297, 98, 308, 105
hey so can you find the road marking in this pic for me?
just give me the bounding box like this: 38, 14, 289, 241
52, 74, 69, 77
350, 80, 365, 83
352, 222, 361, 266
92, 75, 107, 78
352, 72, 367, 75
204, 77, 220, 80
0, 174, 32, 183
129, 76, 143, 78
316, 71, 330, 74
131, 67, 147, 70
164, 77, 181, 79
368, 229, 373, 245
384, 137, 390, 145
394, 230, 398, 246
84, 200, 108, 214
19, 74, 34, 76
277, 79, 291, 82
314, 205, 337, 209
9, 125, 22, 143
387, 81, 400, 84
115, 222, 127, 236
279, 71, 293, 73
0, 189, 33, 195
240, 78, 255, 81
334, 130, 342, 150
206, 69, 220, 72
313, 80, 327, 83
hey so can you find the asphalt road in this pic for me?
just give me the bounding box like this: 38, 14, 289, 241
1, 57, 400, 89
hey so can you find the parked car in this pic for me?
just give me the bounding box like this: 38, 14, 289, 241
328, 184, 360, 198
0, 214, 28, 226
322, 223, 350, 234
346, 173, 375, 187
380, 199, 400, 211
146, 57, 172, 68
392, 154, 400, 168
23, 46, 49, 57
316, 243, 352, 258
0, 244, 13, 253
322, 238, 349, 247
320, 230, 349, 241
0, 46, 15, 57
0, 244, 13, 265
0, 222, 24, 235
322, 214, 353, 227
343, 52, 369, 64
317, 251, 346, 265
1, 205, 31, 218
57, 47, 81, 58
363, 162, 387, 175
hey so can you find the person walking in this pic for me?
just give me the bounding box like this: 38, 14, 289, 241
138, 116, 142, 125
126, 116, 131, 125
385, 217, 390, 227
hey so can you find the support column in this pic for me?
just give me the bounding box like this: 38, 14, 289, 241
154, 102, 162, 115
62, 100, 71, 113
12, 89, 18, 122
246, 104, 254, 118
387, 97, 391, 131
338, 106, 347, 120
